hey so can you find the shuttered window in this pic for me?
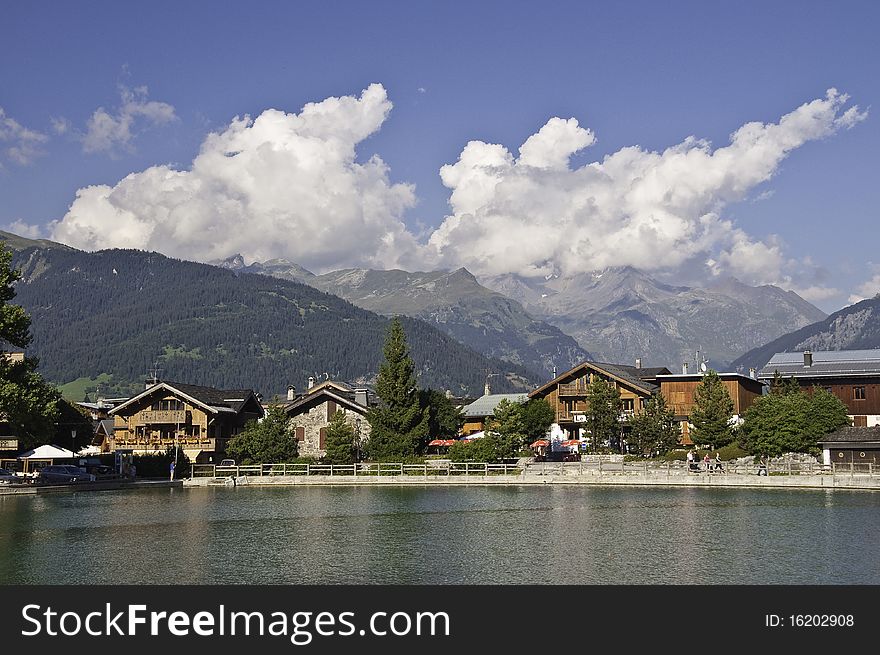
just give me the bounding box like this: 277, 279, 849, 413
295, 426, 305, 441
319, 428, 327, 449
327, 401, 337, 421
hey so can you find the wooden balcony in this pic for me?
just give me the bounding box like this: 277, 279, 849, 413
558, 383, 588, 396
139, 410, 187, 424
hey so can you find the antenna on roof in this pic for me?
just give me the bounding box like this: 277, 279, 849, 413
146, 360, 163, 387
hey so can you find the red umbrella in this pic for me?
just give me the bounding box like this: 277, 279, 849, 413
441, 440, 456, 446
428, 439, 445, 446
530, 439, 550, 448
560, 440, 581, 446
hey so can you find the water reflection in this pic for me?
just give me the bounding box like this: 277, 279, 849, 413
1, 486, 878, 584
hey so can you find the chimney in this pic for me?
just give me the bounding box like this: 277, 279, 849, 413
552, 365, 557, 380
354, 388, 368, 407
682, 363, 689, 374
484, 381, 491, 396
635, 358, 642, 369
307, 376, 315, 390
287, 385, 296, 401
803, 351, 813, 367
749, 368, 757, 380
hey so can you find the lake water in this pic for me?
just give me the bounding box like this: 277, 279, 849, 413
1, 486, 878, 584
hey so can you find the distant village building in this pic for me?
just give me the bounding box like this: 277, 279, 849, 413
759, 349, 880, 427
109, 381, 264, 463
280, 379, 375, 458
461, 393, 529, 435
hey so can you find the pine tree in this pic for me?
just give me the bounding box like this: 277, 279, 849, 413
519, 398, 555, 440
486, 398, 527, 459
585, 377, 622, 453
365, 317, 429, 460
626, 393, 680, 456
690, 370, 735, 447
323, 410, 355, 464
0, 244, 61, 449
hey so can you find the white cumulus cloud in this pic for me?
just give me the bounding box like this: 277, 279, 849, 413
0, 107, 49, 165
51, 84, 420, 271
848, 269, 880, 305
426, 88, 866, 285
82, 85, 177, 154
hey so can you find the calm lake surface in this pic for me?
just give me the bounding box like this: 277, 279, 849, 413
1, 486, 878, 584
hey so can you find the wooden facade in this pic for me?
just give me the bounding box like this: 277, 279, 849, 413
658, 375, 764, 417
800, 379, 880, 423
110, 382, 263, 463
529, 362, 666, 438
656, 373, 764, 444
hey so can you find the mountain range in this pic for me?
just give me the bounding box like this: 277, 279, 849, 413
215, 255, 591, 377
481, 266, 827, 370
730, 294, 880, 371
1, 232, 538, 398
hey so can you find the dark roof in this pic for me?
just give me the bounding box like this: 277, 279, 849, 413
162, 381, 258, 413
593, 362, 660, 393
280, 385, 375, 416
530, 360, 662, 398
110, 381, 261, 416
759, 349, 880, 379
818, 426, 880, 444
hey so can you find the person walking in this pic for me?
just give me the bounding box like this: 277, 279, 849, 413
714, 453, 723, 473
703, 453, 711, 472
686, 450, 695, 471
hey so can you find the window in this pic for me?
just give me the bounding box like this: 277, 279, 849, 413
854, 387, 866, 400
295, 426, 305, 442
319, 428, 327, 449
622, 399, 635, 412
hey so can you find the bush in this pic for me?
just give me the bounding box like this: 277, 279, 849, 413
714, 444, 748, 460
132, 448, 190, 478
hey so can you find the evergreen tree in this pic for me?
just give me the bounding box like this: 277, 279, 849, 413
519, 398, 555, 440
0, 244, 60, 450
323, 410, 356, 464
486, 398, 527, 459
689, 370, 735, 448
585, 377, 622, 452
225, 405, 298, 464
626, 393, 680, 456
807, 386, 850, 437
366, 317, 429, 460
419, 389, 464, 439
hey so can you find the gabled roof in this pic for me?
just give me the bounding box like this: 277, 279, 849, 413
109, 381, 261, 416
280, 385, 374, 417
759, 349, 880, 379
529, 361, 661, 398
818, 426, 880, 445
462, 393, 529, 418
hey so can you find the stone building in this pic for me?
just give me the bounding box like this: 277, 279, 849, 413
280, 380, 374, 459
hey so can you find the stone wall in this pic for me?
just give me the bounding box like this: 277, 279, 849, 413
288, 400, 371, 458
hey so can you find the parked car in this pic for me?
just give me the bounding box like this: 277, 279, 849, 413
218, 459, 236, 467
37, 465, 96, 484
0, 468, 21, 484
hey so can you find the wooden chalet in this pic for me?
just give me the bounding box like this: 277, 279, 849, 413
656, 372, 765, 443
529, 361, 671, 439
109, 381, 264, 463
759, 350, 880, 428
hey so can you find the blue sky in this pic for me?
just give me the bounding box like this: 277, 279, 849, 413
1, 0, 878, 312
